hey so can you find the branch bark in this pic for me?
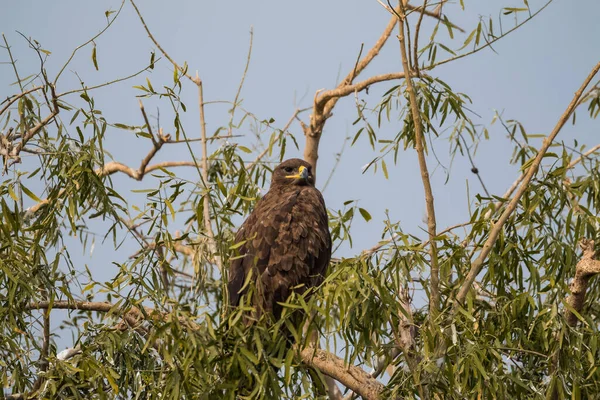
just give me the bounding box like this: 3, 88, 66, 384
397, 2, 440, 315
303, 10, 400, 174
299, 347, 385, 400
455, 61, 600, 307
565, 239, 600, 326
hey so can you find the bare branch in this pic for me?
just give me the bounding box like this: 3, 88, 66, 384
129, 0, 194, 82
455, 61, 600, 307
565, 239, 600, 326
318, 72, 406, 105
228, 28, 253, 138
94, 102, 171, 180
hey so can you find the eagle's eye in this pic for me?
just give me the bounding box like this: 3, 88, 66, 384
283, 166, 294, 173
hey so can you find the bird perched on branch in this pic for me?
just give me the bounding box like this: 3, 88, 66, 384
228, 158, 331, 321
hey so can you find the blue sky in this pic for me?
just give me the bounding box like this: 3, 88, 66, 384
2, 0, 599, 350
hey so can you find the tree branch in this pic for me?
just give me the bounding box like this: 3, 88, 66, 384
299, 347, 385, 400
303, 10, 400, 174
7, 84, 59, 168
96, 160, 198, 179
565, 239, 600, 326
195, 71, 223, 273
424, 1, 552, 71
95, 101, 171, 180
397, 2, 440, 315
0, 85, 43, 116
455, 61, 600, 307
129, 0, 194, 82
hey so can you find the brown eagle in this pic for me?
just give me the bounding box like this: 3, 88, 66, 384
228, 158, 331, 320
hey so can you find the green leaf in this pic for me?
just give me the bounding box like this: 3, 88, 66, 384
7, 185, 18, 202
20, 184, 41, 202
92, 45, 99, 70
358, 208, 372, 222
381, 159, 389, 179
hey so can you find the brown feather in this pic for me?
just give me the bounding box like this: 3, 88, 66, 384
228, 159, 331, 320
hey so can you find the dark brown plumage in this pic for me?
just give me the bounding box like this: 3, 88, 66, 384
228, 158, 331, 320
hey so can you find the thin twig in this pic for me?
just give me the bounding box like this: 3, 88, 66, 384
245, 108, 303, 171
568, 143, 600, 169
129, 0, 194, 82
228, 28, 253, 138
458, 132, 490, 197
54, 0, 126, 84
413, 0, 428, 75
424, 0, 552, 71
57, 62, 155, 99
0, 85, 43, 116
2, 33, 24, 91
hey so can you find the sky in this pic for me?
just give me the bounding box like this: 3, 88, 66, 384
2, 0, 600, 353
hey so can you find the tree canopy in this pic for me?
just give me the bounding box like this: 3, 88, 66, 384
1, 1, 600, 399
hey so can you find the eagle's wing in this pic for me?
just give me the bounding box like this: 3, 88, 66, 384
227, 189, 291, 307
262, 187, 331, 316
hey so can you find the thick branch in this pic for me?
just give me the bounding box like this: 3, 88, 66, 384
565, 239, 600, 326
397, 3, 440, 315
299, 347, 385, 400
455, 61, 600, 307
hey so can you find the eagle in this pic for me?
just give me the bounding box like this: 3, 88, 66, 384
228, 158, 331, 321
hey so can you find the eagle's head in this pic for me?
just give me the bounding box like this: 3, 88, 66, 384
271, 158, 315, 187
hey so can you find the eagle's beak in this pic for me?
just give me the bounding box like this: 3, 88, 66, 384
286, 165, 309, 181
